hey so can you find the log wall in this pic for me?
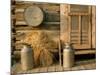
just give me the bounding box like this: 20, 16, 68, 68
11, 1, 60, 52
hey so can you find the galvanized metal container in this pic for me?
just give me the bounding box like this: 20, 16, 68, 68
63, 43, 74, 68
21, 44, 34, 71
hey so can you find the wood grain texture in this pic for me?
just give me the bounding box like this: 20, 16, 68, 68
69, 5, 92, 49
11, 2, 96, 68
55, 65, 63, 72
47, 66, 56, 72
39, 67, 48, 73
60, 4, 70, 43
92, 6, 96, 48
11, 59, 95, 74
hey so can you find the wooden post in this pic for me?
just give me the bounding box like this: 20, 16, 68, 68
60, 4, 70, 66
92, 6, 96, 48
58, 39, 61, 66
79, 16, 81, 44
60, 4, 70, 43
88, 6, 92, 48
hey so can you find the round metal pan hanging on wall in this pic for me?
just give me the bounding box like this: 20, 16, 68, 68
24, 6, 44, 26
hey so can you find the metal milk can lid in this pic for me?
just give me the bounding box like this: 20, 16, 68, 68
64, 42, 72, 50
21, 44, 32, 52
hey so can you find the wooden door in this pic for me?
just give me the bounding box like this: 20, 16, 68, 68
69, 5, 92, 49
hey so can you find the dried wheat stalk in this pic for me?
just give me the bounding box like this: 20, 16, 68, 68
21, 31, 56, 66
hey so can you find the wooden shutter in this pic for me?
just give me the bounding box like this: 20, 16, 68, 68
69, 5, 92, 49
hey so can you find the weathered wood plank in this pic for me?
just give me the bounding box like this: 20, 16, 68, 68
60, 4, 70, 43
15, 21, 26, 25
39, 67, 48, 73
15, 21, 60, 25
71, 44, 92, 49
47, 66, 56, 72
71, 65, 85, 71
15, 3, 34, 9
75, 50, 96, 55
43, 22, 60, 25
15, 8, 59, 13
83, 63, 96, 70
16, 2, 60, 12
88, 6, 92, 49
63, 68, 72, 71
79, 16, 81, 44
71, 62, 85, 71
92, 6, 96, 48
55, 65, 63, 72
19, 67, 40, 74
71, 59, 96, 71
11, 59, 96, 73
69, 13, 89, 16
29, 68, 40, 73
15, 12, 24, 21
15, 25, 60, 30
15, 8, 24, 13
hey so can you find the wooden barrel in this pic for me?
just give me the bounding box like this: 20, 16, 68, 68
24, 5, 44, 26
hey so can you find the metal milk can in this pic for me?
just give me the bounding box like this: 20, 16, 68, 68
63, 43, 74, 68
21, 44, 34, 71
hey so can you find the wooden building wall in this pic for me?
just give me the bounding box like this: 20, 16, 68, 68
11, 1, 60, 53
60, 4, 96, 50
11, 1, 96, 58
